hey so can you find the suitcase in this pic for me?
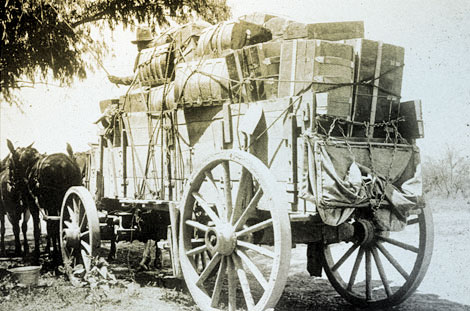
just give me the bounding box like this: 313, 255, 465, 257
283, 21, 364, 41
343, 39, 405, 137
278, 40, 355, 120
397, 100, 424, 139
174, 58, 231, 106
196, 20, 272, 57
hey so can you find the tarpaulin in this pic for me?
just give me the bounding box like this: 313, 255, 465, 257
300, 134, 422, 229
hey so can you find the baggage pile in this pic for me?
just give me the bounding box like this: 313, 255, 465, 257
125, 12, 423, 140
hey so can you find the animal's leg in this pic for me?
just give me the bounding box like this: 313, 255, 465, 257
139, 240, 152, 270
0, 214, 5, 256
31, 209, 41, 265
22, 209, 30, 254
8, 214, 21, 256
154, 242, 162, 269
107, 230, 117, 261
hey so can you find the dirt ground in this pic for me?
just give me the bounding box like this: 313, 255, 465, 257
0, 196, 469, 311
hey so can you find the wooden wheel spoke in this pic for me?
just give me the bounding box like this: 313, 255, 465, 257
332, 243, 359, 272
379, 236, 419, 253
196, 253, 222, 287
371, 246, 392, 297
376, 242, 410, 279
221, 161, 233, 221
348, 246, 365, 291
204, 170, 225, 219
72, 198, 80, 221
81, 249, 90, 270
236, 249, 268, 290
234, 188, 263, 229
81, 240, 91, 254
227, 256, 237, 311
67, 206, 75, 223
64, 220, 73, 229
236, 218, 273, 237
232, 169, 253, 225
237, 240, 275, 259
407, 217, 419, 225
79, 213, 87, 230
185, 220, 209, 232
80, 230, 89, 238
186, 244, 208, 257
192, 192, 221, 224
365, 249, 372, 301
233, 253, 255, 309
211, 256, 227, 308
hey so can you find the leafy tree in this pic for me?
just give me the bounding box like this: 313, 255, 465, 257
422, 145, 470, 197
1, 0, 231, 104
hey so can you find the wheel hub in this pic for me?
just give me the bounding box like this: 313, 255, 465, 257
63, 227, 80, 249
354, 219, 376, 246
205, 224, 236, 256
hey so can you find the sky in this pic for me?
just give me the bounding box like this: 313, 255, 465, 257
1, 0, 470, 159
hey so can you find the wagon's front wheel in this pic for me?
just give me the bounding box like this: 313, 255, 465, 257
60, 186, 101, 285
321, 206, 433, 308
179, 150, 291, 311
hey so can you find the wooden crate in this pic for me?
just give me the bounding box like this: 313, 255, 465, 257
283, 21, 364, 41
398, 99, 424, 139
278, 40, 354, 119
343, 39, 405, 137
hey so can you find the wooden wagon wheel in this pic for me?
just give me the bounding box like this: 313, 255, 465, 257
60, 186, 101, 284
321, 206, 434, 308
179, 150, 291, 311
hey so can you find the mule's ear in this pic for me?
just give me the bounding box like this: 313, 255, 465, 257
7, 139, 15, 154
27, 142, 35, 148
66, 143, 74, 158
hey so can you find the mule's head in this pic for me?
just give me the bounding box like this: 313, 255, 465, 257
6, 140, 41, 189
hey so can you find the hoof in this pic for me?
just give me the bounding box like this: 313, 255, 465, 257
136, 263, 148, 272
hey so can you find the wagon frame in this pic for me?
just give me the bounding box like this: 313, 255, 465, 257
56, 77, 433, 310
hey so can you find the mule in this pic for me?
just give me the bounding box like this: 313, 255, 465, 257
7, 141, 82, 264
0, 150, 31, 257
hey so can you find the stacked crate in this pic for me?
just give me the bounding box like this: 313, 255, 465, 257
124, 13, 422, 140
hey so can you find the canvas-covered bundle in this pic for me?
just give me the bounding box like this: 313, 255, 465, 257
300, 134, 422, 228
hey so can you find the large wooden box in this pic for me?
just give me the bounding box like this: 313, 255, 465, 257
225, 41, 281, 101
398, 99, 424, 139
284, 21, 364, 41
343, 39, 405, 137
278, 40, 354, 119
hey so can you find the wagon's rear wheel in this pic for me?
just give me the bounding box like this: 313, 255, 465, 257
179, 150, 291, 311
60, 186, 101, 285
321, 206, 433, 308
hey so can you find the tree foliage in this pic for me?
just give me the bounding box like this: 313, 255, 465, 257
422, 146, 470, 197
1, 0, 231, 104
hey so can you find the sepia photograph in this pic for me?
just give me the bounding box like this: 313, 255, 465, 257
1, 0, 469, 310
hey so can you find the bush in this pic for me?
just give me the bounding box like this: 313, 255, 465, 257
422, 145, 470, 198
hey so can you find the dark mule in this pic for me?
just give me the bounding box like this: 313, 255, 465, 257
0, 146, 32, 257
7, 141, 82, 264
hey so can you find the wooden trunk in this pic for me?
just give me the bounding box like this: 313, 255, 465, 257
136, 44, 174, 86
174, 58, 231, 106
264, 17, 293, 39
397, 99, 424, 139
196, 21, 272, 57
343, 39, 405, 138
278, 40, 354, 120
226, 41, 282, 102
283, 21, 364, 41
